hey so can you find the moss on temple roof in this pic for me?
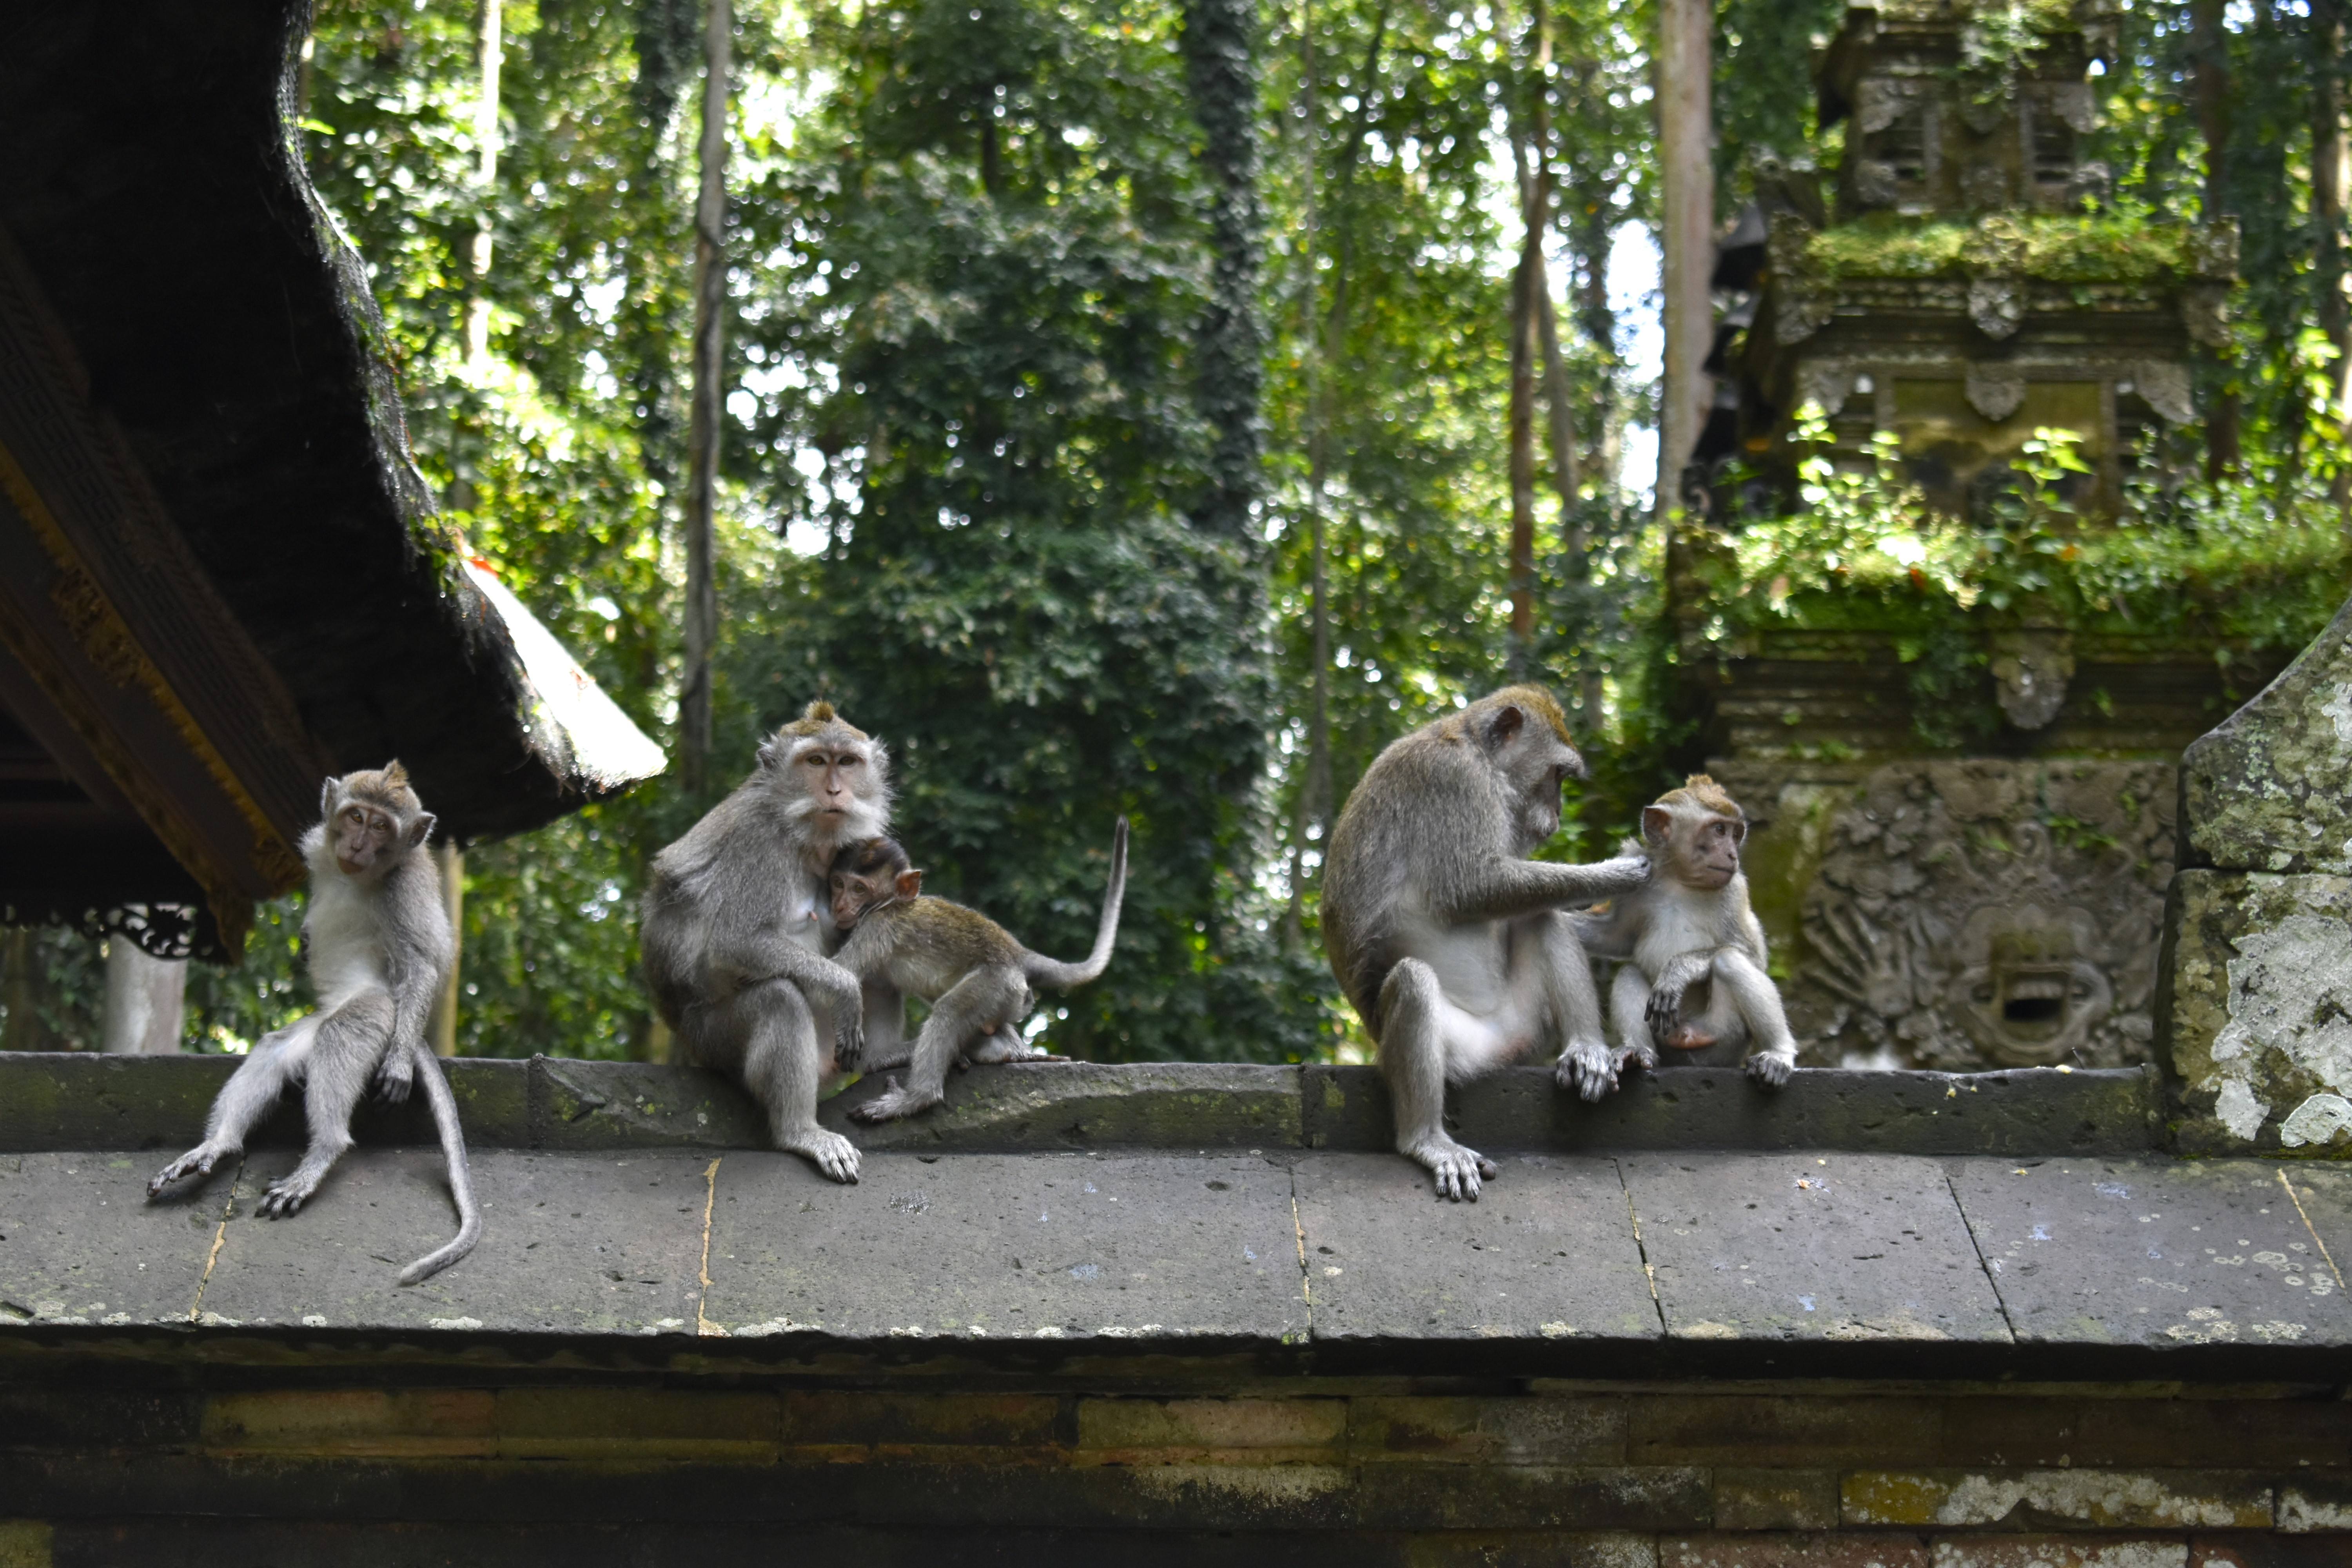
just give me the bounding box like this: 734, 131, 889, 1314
1800, 214, 2218, 285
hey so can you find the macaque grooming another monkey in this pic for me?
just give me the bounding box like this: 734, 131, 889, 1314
1574, 775, 1800, 1089
641, 701, 887, 1183
1321, 685, 1651, 1201
149, 764, 479, 1286
827, 820, 1128, 1123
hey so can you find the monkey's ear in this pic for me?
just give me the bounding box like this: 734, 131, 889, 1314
319, 779, 337, 818
897, 869, 924, 898
408, 811, 437, 850
755, 739, 782, 770
1641, 805, 1673, 846
1488, 704, 1525, 747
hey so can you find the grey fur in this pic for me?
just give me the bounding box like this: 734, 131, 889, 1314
1320, 687, 1650, 1201
148, 769, 477, 1286
639, 707, 887, 1183
840, 819, 1127, 1123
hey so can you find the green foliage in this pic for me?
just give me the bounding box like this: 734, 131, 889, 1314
1692, 410, 2352, 746
1802, 213, 2209, 283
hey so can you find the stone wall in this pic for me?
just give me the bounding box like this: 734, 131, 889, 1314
1722, 757, 2176, 1073
2161, 593, 2352, 1155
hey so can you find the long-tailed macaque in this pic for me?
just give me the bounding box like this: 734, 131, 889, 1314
1573, 775, 1798, 1088
149, 765, 479, 1285
640, 701, 888, 1183
827, 820, 1127, 1123
1321, 686, 1651, 1201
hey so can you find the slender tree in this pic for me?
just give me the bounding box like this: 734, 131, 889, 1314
679, 0, 730, 793
2192, 0, 2243, 475
1654, 0, 1712, 514
1183, 0, 1269, 541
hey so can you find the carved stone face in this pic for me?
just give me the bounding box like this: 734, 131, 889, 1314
1948, 905, 2114, 1067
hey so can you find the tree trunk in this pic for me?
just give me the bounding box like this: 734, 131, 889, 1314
0, 929, 35, 1050
101, 939, 185, 1054
1181, 0, 1267, 540
1654, 0, 1713, 516
465, 0, 503, 368
679, 0, 731, 795
1570, 166, 1621, 487
2192, 0, 2241, 476
426, 843, 465, 1057
1285, 0, 1333, 951
2316, 0, 2350, 503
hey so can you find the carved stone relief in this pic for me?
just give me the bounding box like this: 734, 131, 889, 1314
1786, 759, 2174, 1071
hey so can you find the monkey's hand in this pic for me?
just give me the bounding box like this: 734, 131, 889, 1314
374, 1048, 416, 1104
811, 963, 866, 1069
148, 1144, 229, 1199
1745, 1050, 1795, 1090
1644, 952, 1711, 1046
1584, 854, 1652, 897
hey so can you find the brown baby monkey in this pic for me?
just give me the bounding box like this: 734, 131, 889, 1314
826, 821, 1128, 1123
1573, 775, 1800, 1088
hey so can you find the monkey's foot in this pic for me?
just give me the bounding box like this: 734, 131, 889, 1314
782, 1127, 861, 1184
1662, 1025, 1719, 1052
257, 1172, 324, 1218
147, 1145, 230, 1198
1405, 1137, 1497, 1202
1554, 1040, 1621, 1102
849, 1078, 945, 1124
1745, 1051, 1795, 1089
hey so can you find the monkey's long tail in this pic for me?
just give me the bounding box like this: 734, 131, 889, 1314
1024, 817, 1128, 990
397, 1043, 482, 1287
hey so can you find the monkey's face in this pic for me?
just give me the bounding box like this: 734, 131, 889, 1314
829, 866, 920, 929
332, 799, 405, 880
1681, 812, 1745, 890
797, 744, 869, 820
1486, 708, 1586, 853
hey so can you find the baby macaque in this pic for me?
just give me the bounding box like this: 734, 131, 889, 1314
149, 764, 479, 1284
1574, 774, 1799, 1088
826, 820, 1127, 1123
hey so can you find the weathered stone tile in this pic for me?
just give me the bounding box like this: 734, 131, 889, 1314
1716, 1470, 1844, 1530
701, 1151, 1305, 1343
1844, 1470, 2273, 1530
1075, 1396, 1346, 1459
2190, 1534, 2352, 1564
1926, 1538, 2189, 1568
1622, 1154, 2008, 1343
1631, 1394, 1941, 1467
2278, 1473, 2352, 1533
776, 1390, 1062, 1452
826, 1062, 1304, 1152
1346, 1394, 1626, 1466
196, 1148, 712, 1334
2159, 871, 2352, 1155
0, 1150, 215, 1325
1291, 1152, 1659, 1343
1949, 1158, 2352, 1347
1659, 1534, 1931, 1568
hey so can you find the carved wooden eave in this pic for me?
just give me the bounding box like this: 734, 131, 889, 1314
0, 234, 323, 956
0, 0, 666, 960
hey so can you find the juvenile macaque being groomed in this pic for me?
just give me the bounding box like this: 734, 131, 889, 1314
828, 820, 1127, 1123
1573, 774, 1800, 1089
148, 764, 480, 1286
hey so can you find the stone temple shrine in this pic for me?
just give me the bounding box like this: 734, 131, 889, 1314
1676, 0, 2267, 1075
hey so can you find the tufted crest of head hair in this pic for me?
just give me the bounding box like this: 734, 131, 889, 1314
1655, 773, 1744, 821
782, 699, 868, 741
831, 835, 910, 881
1481, 684, 1574, 744
341, 761, 422, 815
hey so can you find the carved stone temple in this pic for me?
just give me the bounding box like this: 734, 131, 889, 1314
1675, 0, 2257, 1073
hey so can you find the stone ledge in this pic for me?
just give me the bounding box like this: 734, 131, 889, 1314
0, 1056, 2163, 1156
